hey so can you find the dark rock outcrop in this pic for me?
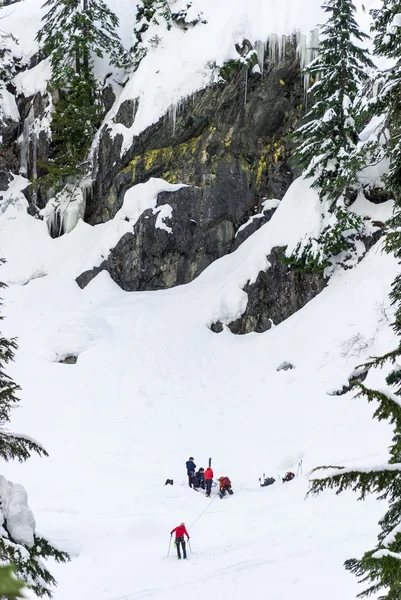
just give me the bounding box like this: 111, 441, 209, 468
79, 40, 306, 295
327, 367, 369, 396
77, 162, 254, 290
226, 247, 327, 334
88, 38, 304, 225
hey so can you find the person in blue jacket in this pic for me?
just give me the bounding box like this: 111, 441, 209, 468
186, 457, 196, 487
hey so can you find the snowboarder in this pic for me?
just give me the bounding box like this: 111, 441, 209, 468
186, 457, 196, 487
170, 522, 190, 559
193, 468, 205, 490
219, 476, 233, 498
282, 472, 295, 483
204, 466, 214, 497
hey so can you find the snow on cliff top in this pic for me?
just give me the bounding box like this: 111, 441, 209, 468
1, 0, 377, 151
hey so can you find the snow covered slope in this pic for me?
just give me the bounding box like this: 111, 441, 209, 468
0, 176, 397, 600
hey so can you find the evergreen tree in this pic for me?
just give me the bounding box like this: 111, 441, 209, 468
42, 70, 102, 185
369, 1, 401, 200
0, 263, 70, 596
36, 0, 129, 88
132, 0, 171, 70
288, 0, 375, 271
0, 564, 25, 599
36, 0, 129, 185
308, 201, 401, 597
132, 0, 205, 71
0, 30, 18, 127
294, 0, 374, 201
0, 274, 47, 462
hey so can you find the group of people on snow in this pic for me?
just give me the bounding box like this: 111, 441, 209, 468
169, 458, 296, 560
186, 458, 233, 498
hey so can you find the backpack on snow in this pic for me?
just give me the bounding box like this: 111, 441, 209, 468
282, 472, 295, 483
260, 477, 275, 487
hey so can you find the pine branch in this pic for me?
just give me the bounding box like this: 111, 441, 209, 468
0, 432, 48, 462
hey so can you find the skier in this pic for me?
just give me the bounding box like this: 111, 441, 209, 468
186, 457, 196, 487
219, 476, 233, 498
204, 466, 214, 497
170, 522, 190, 560
282, 471, 295, 483
193, 468, 205, 490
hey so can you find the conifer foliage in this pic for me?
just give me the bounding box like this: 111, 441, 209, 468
132, 0, 205, 71
289, 0, 374, 271
0, 263, 69, 597
309, 358, 401, 599
369, 0, 401, 200
294, 0, 374, 201
0, 29, 18, 126
307, 6, 401, 589
36, 0, 127, 185
36, 0, 128, 87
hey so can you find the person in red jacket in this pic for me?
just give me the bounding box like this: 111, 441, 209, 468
170, 522, 190, 559
219, 476, 233, 498
204, 467, 214, 497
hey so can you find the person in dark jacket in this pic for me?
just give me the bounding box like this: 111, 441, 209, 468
186, 457, 196, 487
204, 467, 214, 497
193, 468, 205, 490
170, 522, 190, 559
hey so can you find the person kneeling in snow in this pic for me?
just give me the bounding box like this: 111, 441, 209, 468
170, 522, 190, 559
219, 476, 233, 498
193, 468, 205, 490
282, 472, 295, 483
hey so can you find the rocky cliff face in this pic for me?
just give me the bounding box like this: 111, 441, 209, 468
77, 42, 305, 294
1, 38, 380, 335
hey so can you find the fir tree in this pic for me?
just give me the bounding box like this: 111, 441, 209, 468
0, 262, 70, 596
132, 0, 205, 71
0, 272, 47, 462
0, 30, 18, 127
308, 204, 401, 597
294, 0, 374, 201
42, 70, 102, 185
289, 0, 374, 271
369, 1, 401, 200
0, 564, 25, 599
36, 0, 129, 185
132, 0, 172, 70
36, 0, 129, 88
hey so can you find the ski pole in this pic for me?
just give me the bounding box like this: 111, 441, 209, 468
167, 535, 172, 558
188, 540, 192, 554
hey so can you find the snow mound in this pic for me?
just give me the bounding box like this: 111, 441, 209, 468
0, 476, 35, 547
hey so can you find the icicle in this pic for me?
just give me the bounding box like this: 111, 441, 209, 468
297, 28, 320, 91
255, 40, 267, 75
168, 99, 185, 136
40, 185, 85, 238
31, 131, 38, 206
171, 103, 177, 135
244, 68, 248, 108
19, 104, 35, 177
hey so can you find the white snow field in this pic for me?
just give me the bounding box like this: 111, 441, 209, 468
0, 176, 398, 600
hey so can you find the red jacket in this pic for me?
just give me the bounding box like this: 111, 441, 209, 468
171, 525, 189, 538
204, 468, 214, 480
219, 476, 231, 489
